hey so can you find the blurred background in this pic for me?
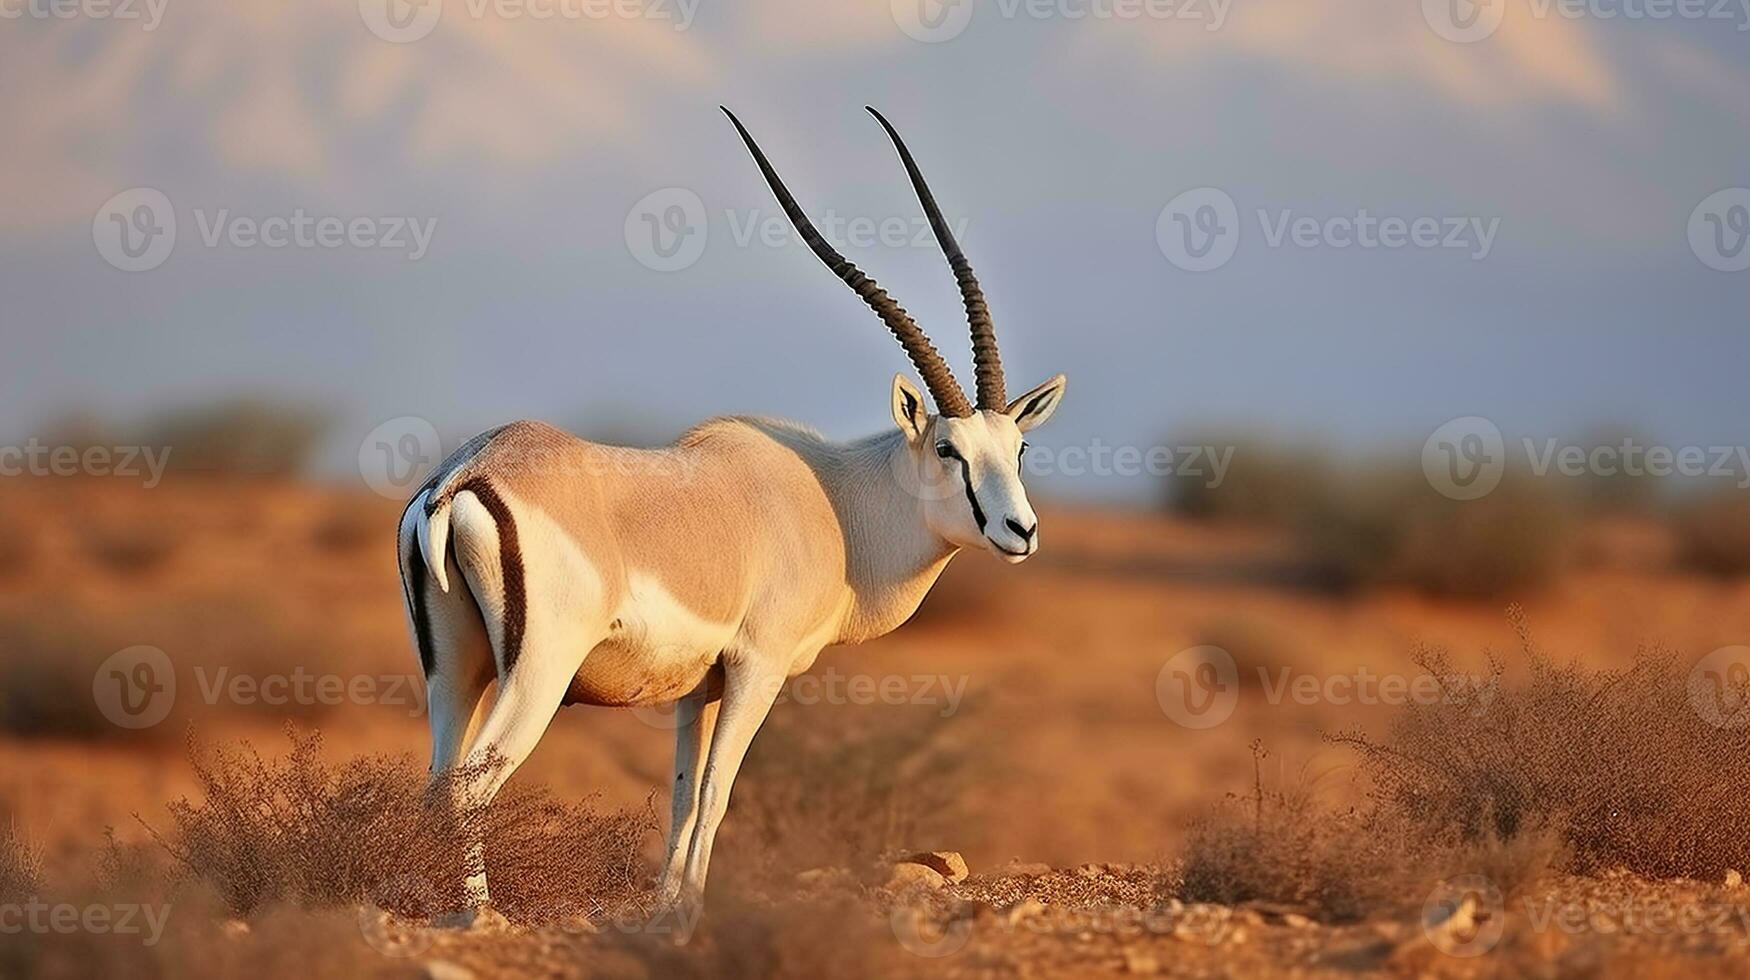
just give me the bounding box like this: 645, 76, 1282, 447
1, 0, 1748, 973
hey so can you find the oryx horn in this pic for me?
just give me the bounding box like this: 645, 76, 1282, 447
865, 106, 1005, 410
722, 106, 975, 419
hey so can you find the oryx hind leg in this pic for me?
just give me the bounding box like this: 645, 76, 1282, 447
399, 493, 495, 778
443, 480, 606, 913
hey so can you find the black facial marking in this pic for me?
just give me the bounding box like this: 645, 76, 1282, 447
955, 456, 987, 532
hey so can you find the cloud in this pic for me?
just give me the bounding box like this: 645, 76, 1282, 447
1072, 0, 1620, 115
0, 0, 714, 229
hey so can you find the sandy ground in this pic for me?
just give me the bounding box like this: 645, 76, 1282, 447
2, 478, 1749, 976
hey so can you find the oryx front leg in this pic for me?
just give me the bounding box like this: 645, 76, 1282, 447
657, 682, 720, 907
676, 659, 783, 907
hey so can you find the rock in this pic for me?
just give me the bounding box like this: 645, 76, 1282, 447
1002, 861, 1054, 878
901, 851, 970, 884
1728, 869, 1744, 889
1075, 863, 1103, 879
1283, 913, 1315, 929
885, 862, 947, 892
796, 866, 852, 889
421, 962, 475, 980
1002, 897, 1047, 925
1121, 947, 1160, 974
220, 919, 251, 938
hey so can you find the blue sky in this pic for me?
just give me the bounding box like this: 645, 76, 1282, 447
1, 0, 1745, 500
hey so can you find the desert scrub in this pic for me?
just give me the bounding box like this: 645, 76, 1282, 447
1165, 435, 1577, 596
1, 816, 42, 900
1183, 611, 1743, 919
1292, 467, 1575, 597
145, 728, 655, 925
1333, 611, 1750, 880
1177, 742, 1428, 921
1676, 490, 1750, 576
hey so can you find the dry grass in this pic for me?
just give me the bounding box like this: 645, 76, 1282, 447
146, 728, 655, 925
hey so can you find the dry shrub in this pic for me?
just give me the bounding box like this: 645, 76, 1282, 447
1164, 436, 1578, 596
1180, 611, 1748, 920
727, 697, 985, 879
1164, 433, 1332, 524
79, 521, 180, 575
147, 729, 654, 925
1294, 469, 1575, 597
1178, 743, 1424, 921
308, 506, 378, 555
136, 399, 330, 478
1, 815, 43, 899
0, 514, 40, 579
0, 593, 364, 739
1333, 612, 1750, 880
0, 606, 125, 738
1192, 615, 1305, 690
1676, 491, 1750, 576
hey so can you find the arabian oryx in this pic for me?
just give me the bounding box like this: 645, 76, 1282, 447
396, 107, 1067, 922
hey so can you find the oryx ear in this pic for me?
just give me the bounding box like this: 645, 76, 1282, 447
891, 374, 929, 442
1005, 374, 1066, 432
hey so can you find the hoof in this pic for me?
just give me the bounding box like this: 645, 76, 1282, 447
433, 903, 511, 933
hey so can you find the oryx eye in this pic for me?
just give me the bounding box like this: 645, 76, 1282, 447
935, 441, 957, 460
